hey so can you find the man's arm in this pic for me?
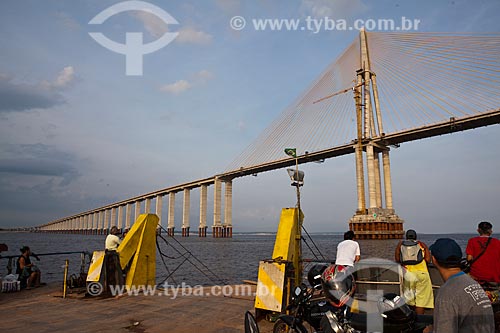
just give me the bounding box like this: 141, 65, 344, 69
421, 241, 431, 263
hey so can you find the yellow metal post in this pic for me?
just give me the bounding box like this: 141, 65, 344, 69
63, 259, 69, 298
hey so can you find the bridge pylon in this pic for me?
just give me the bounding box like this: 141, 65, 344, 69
349, 29, 404, 240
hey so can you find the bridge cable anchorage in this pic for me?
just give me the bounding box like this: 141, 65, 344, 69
157, 225, 228, 285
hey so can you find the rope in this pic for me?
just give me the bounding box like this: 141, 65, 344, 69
301, 226, 327, 261
157, 226, 228, 285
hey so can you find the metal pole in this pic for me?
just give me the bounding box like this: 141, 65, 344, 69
294, 157, 302, 287
63, 259, 69, 298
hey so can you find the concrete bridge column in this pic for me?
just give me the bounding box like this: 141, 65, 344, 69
212, 178, 222, 238
145, 198, 151, 213
182, 189, 190, 237
366, 144, 377, 209
382, 150, 393, 210
134, 201, 141, 222
155, 195, 163, 233
374, 152, 382, 208
354, 144, 366, 213
79, 216, 84, 234
167, 192, 175, 236
199, 185, 207, 237
117, 206, 123, 233
111, 207, 117, 229
125, 203, 132, 232
93, 212, 98, 234
98, 211, 104, 235
86, 215, 91, 235
104, 209, 110, 234
223, 180, 233, 238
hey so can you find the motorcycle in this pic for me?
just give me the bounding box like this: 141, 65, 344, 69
273, 283, 346, 333
273, 264, 433, 333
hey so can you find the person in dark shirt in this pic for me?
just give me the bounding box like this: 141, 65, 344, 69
16, 246, 41, 289
428, 238, 494, 333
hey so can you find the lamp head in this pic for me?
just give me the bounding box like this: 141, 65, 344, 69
287, 168, 304, 186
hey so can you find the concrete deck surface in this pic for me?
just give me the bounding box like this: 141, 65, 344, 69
0, 283, 275, 333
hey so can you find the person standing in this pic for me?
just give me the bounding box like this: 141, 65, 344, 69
466, 221, 500, 283
104, 226, 124, 295
335, 230, 360, 268
429, 238, 494, 333
395, 229, 434, 314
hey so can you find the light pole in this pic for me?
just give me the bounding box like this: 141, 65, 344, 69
284, 148, 304, 287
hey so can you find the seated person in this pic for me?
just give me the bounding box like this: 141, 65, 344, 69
16, 246, 41, 289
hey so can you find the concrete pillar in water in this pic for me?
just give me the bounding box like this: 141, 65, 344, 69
155, 195, 163, 232
212, 178, 222, 238
134, 201, 141, 221
366, 144, 377, 209
182, 188, 190, 237
382, 150, 393, 210
199, 185, 207, 237
223, 180, 233, 238
145, 198, 151, 213
125, 203, 132, 232
98, 211, 103, 235
111, 207, 117, 228
104, 209, 110, 233
168, 192, 175, 236
374, 152, 382, 208
117, 206, 123, 232
93, 212, 98, 234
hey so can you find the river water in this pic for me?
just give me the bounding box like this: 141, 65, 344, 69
0, 232, 475, 286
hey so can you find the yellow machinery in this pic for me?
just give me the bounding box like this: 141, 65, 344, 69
254, 207, 303, 315
87, 213, 158, 291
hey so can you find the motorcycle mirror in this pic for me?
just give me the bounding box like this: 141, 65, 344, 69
294, 286, 302, 296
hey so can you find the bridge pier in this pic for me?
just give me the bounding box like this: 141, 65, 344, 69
167, 192, 175, 236
348, 29, 404, 240
182, 189, 190, 237
199, 185, 208, 237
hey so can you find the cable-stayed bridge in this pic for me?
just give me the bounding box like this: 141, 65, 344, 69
37, 31, 500, 239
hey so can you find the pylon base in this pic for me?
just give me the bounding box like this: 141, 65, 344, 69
349, 208, 404, 239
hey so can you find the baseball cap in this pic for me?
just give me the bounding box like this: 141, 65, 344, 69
429, 238, 463, 264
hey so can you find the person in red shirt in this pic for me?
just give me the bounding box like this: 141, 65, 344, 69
466, 221, 500, 283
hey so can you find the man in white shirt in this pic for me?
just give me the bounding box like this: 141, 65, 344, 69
335, 231, 361, 267
105, 226, 121, 251
104, 226, 123, 294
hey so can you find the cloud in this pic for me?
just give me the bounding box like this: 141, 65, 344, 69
195, 69, 214, 83
0, 143, 80, 187
0, 66, 76, 113
159, 70, 214, 95
215, 0, 241, 14
301, 0, 368, 18
54, 11, 80, 30
52, 66, 75, 88
0, 75, 63, 113
131, 11, 168, 38
176, 27, 213, 44
160, 79, 192, 94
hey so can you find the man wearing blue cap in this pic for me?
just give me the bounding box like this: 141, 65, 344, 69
429, 238, 494, 332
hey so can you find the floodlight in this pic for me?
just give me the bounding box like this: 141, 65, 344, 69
287, 168, 304, 186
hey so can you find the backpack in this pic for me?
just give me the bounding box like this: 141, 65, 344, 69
400, 240, 424, 265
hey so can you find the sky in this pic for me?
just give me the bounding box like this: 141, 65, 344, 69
0, 0, 499, 233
